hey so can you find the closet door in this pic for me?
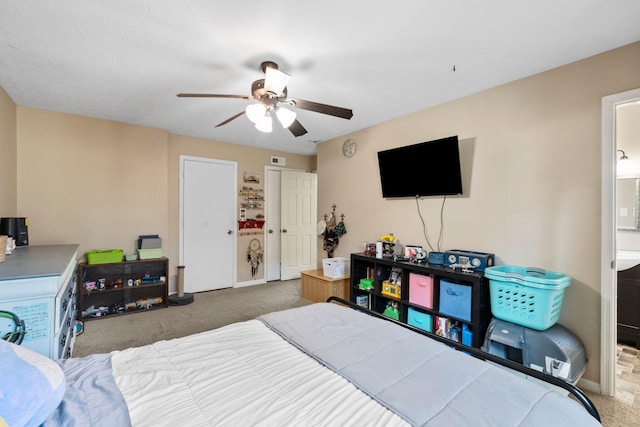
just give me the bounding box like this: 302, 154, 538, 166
280, 170, 317, 280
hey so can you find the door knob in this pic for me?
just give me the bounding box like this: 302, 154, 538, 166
282, 229, 287, 233
227, 230, 233, 235
268, 229, 274, 234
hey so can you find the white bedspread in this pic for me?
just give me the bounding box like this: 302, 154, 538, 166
112, 319, 407, 427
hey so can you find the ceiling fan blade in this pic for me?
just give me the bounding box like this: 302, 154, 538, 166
288, 119, 308, 137
290, 98, 353, 120
215, 111, 246, 128
177, 93, 251, 100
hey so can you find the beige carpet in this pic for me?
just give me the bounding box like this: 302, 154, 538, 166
581, 390, 640, 427
73, 279, 308, 357
73, 279, 634, 425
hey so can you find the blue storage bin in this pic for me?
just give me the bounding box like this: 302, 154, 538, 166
462, 324, 472, 346
438, 280, 471, 321
408, 307, 432, 332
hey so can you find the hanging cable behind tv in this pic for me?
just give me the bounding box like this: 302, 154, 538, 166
415, 195, 448, 253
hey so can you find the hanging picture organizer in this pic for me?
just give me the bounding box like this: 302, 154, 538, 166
238, 182, 265, 235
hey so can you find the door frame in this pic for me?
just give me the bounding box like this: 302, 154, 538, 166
601, 88, 640, 396
264, 166, 282, 282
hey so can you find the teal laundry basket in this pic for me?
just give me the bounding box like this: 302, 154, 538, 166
484, 265, 571, 331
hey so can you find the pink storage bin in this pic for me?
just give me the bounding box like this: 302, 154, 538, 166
409, 272, 434, 309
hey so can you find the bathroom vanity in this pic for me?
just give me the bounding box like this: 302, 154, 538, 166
618, 255, 640, 348
616, 176, 640, 348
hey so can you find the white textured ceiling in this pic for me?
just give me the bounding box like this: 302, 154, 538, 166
1, 1, 639, 155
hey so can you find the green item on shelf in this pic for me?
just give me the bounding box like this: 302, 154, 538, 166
86, 249, 123, 265
383, 306, 400, 320
359, 278, 374, 290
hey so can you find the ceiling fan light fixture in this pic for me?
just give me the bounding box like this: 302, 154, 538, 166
245, 103, 266, 123
178, 60, 352, 137
255, 114, 273, 133
276, 106, 296, 128
264, 66, 290, 95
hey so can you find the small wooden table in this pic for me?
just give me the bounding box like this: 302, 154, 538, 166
300, 269, 350, 303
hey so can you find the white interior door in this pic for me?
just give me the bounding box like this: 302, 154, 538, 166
280, 170, 317, 280
265, 168, 282, 281
180, 156, 236, 293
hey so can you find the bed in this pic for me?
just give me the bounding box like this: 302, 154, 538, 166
2, 298, 600, 426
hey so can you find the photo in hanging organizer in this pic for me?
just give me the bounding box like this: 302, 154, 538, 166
239, 186, 264, 209
238, 185, 265, 235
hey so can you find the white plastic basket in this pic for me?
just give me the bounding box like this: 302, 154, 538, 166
322, 257, 350, 278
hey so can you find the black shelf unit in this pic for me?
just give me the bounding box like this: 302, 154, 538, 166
77, 257, 169, 321
350, 253, 491, 348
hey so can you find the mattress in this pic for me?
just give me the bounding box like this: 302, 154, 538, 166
112, 318, 405, 426
44, 302, 601, 426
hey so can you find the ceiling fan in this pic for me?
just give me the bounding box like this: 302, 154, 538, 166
177, 61, 353, 137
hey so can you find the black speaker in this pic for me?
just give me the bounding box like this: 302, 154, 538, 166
0, 217, 29, 246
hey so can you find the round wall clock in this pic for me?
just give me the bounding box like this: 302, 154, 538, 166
342, 138, 357, 158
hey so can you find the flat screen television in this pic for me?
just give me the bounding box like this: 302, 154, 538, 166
377, 136, 463, 198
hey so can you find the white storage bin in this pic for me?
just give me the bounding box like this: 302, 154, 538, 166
322, 257, 350, 278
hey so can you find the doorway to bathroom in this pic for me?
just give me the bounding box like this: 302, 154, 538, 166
601, 88, 640, 397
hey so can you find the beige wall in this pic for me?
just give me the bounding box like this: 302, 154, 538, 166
7, 107, 313, 289
0, 88, 17, 216
16, 107, 169, 255
166, 133, 314, 284
316, 41, 640, 385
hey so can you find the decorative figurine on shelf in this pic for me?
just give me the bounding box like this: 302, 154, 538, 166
379, 233, 396, 257
319, 204, 347, 258
383, 301, 400, 320
247, 238, 263, 277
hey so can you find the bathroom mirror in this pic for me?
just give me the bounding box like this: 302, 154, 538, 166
617, 177, 640, 231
